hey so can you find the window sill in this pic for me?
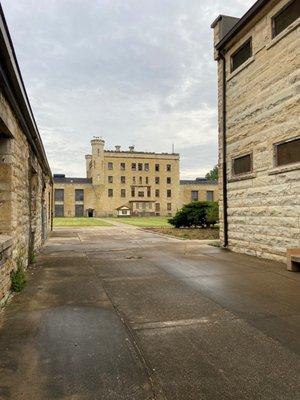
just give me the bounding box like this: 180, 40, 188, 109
227, 56, 255, 82
268, 162, 300, 175
266, 18, 300, 50
0, 235, 13, 253
228, 172, 256, 183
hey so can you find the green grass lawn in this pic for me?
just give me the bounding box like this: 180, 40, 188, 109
110, 216, 171, 228
53, 217, 113, 227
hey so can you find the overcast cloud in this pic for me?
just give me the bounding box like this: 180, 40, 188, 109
1, 0, 254, 178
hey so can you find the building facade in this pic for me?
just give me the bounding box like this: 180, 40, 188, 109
0, 6, 52, 304
179, 178, 218, 206
212, 0, 300, 262
54, 138, 219, 217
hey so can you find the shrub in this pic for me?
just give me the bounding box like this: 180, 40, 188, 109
168, 201, 219, 229
11, 265, 26, 292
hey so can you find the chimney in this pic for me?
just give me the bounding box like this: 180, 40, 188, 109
129, 145, 135, 152
115, 145, 121, 152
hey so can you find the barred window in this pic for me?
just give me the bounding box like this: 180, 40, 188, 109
231, 39, 252, 72
232, 153, 252, 175
272, 0, 300, 37
275, 137, 300, 166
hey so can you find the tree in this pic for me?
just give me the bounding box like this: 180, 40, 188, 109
168, 201, 219, 228
205, 165, 218, 181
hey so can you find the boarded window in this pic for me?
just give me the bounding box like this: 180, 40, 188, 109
233, 153, 252, 175
275, 137, 300, 166
54, 189, 64, 202
75, 189, 84, 202
121, 189, 126, 197
108, 189, 113, 197
272, 0, 300, 37
75, 204, 84, 217
231, 39, 252, 72
55, 204, 64, 217
191, 190, 199, 201
206, 191, 214, 202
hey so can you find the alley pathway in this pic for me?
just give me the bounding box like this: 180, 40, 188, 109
0, 226, 299, 399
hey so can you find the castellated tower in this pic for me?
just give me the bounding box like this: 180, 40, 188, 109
89, 137, 105, 185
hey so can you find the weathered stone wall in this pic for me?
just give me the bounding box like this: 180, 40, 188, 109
0, 93, 52, 303
214, 0, 300, 262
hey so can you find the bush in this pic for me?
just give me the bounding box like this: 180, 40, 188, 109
11, 266, 26, 292
168, 201, 219, 229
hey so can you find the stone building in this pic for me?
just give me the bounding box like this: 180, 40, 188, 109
212, 0, 300, 262
0, 6, 52, 303
53, 138, 218, 217
180, 178, 218, 206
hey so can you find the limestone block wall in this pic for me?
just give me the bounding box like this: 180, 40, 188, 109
0, 93, 52, 302
214, 0, 300, 262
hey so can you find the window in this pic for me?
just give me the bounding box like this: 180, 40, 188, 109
167, 189, 172, 198
121, 189, 126, 198
145, 163, 149, 171
206, 191, 214, 202
138, 163, 143, 171
155, 189, 160, 197
191, 190, 199, 201
108, 162, 113, 170
131, 188, 135, 197
120, 162, 125, 170
155, 177, 160, 184
155, 203, 160, 211
75, 189, 84, 202
139, 176, 142, 184
108, 189, 113, 197
232, 153, 252, 175
147, 188, 151, 197
167, 203, 172, 211
145, 177, 149, 184
108, 176, 113, 183
142, 202, 146, 210
149, 203, 152, 209
55, 204, 64, 217
121, 176, 126, 184
131, 163, 136, 171
54, 189, 64, 202
272, 0, 300, 37
275, 137, 300, 166
155, 164, 160, 172
136, 202, 140, 209
167, 177, 171, 184
122, 210, 128, 215
138, 191, 144, 197
133, 176, 136, 184
231, 38, 252, 72
75, 204, 84, 217
167, 164, 171, 171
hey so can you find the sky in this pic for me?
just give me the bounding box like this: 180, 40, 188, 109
1, 0, 254, 179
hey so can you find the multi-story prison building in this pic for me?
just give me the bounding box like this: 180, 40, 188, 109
53, 138, 218, 217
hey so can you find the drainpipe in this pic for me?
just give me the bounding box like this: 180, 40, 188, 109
219, 50, 228, 247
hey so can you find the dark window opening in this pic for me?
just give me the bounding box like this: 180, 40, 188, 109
131, 163, 136, 171
75, 204, 84, 217
75, 189, 84, 202
155, 189, 160, 197
121, 176, 126, 184
167, 177, 171, 184
155, 164, 160, 172
167, 164, 171, 171
155, 177, 160, 184
120, 162, 125, 170
138, 163, 143, 171
231, 39, 252, 72
233, 153, 252, 175
167, 189, 172, 198
191, 190, 199, 201
275, 137, 300, 166
121, 189, 126, 198
108, 189, 113, 197
272, 0, 300, 37
108, 162, 113, 170
55, 204, 64, 217
54, 189, 64, 202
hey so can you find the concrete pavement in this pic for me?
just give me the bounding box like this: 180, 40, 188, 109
0, 226, 299, 399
